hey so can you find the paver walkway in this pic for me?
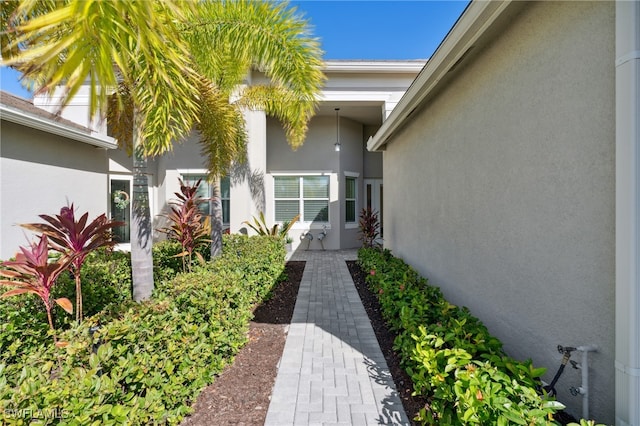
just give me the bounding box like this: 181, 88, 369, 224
265, 250, 409, 426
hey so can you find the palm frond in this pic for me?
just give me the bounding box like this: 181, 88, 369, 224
186, 1, 325, 95
183, 0, 325, 149
107, 84, 135, 154
196, 77, 248, 178
237, 84, 316, 149
2, 0, 200, 124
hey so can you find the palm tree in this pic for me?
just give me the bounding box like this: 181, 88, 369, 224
2, 0, 200, 301
182, 1, 325, 256
2, 0, 324, 300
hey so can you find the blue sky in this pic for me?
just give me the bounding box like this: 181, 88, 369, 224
290, 1, 469, 60
0, 0, 469, 99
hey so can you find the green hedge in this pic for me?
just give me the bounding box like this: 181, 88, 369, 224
152, 240, 212, 283
0, 235, 286, 425
55, 248, 133, 322
357, 248, 564, 425
0, 248, 132, 367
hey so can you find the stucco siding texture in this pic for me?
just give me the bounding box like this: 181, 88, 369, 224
267, 115, 340, 172
1, 122, 110, 260
383, 1, 614, 422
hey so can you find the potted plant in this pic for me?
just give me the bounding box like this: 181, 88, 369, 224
243, 212, 299, 252
284, 235, 294, 252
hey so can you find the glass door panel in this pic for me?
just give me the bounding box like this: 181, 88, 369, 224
110, 179, 131, 244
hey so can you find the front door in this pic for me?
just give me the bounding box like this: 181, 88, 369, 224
110, 179, 131, 244
363, 179, 383, 237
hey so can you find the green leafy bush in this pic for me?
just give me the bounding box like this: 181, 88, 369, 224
0, 235, 286, 425
153, 240, 211, 283
358, 247, 563, 425
215, 234, 287, 301
21, 204, 123, 323
54, 248, 132, 321
0, 292, 51, 366
153, 240, 188, 282
0, 236, 75, 346
568, 421, 607, 426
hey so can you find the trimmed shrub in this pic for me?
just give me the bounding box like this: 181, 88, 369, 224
1, 248, 131, 365
357, 248, 563, 425
153, 239, 212, 283
0, 235, 286, 425
54, 248, 132, 323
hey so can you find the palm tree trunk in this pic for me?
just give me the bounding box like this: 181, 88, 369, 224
210, 176, 223, 258
131, 113, 155, 301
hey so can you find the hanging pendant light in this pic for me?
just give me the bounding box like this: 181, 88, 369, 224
334, 108, 341, 152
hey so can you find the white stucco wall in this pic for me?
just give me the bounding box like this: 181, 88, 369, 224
233, 109, 268, 232
382, 2, 615, 422
1, 122, 111, 260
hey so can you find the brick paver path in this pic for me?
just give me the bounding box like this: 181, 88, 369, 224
265, 250, 409, 426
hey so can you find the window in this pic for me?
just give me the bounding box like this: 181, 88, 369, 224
345, 176, 357, 223
181, 174, 230, 225
274, 176, 329, 223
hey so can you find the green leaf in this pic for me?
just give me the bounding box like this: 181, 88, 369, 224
111, 404, 128, 418
542, 400, 566, 410
502, 411, 527, 425
462, 407, 476, 423
529, 367, 546, 378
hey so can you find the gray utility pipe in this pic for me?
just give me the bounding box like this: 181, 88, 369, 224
569, 345, 598, 420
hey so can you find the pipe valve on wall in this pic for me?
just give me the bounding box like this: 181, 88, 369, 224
317, 226, 328, 250
569, 345, 598, 420
301, 232, 313, 250
547, 344, 597, 420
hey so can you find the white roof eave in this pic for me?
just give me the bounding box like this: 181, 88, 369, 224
323, 60, 426, 74
367, 0, 514, 152
0, 105, 118, 149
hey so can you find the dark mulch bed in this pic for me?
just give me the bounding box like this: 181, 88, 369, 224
180, 259, 425, 425
180, 261, 305, 426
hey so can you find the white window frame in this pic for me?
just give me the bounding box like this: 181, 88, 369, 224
345, 172, 359, 229
273, 172, 331, 227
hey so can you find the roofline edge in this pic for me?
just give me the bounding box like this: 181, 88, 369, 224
1, 105, 118, 149
368, 0, 513, 152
